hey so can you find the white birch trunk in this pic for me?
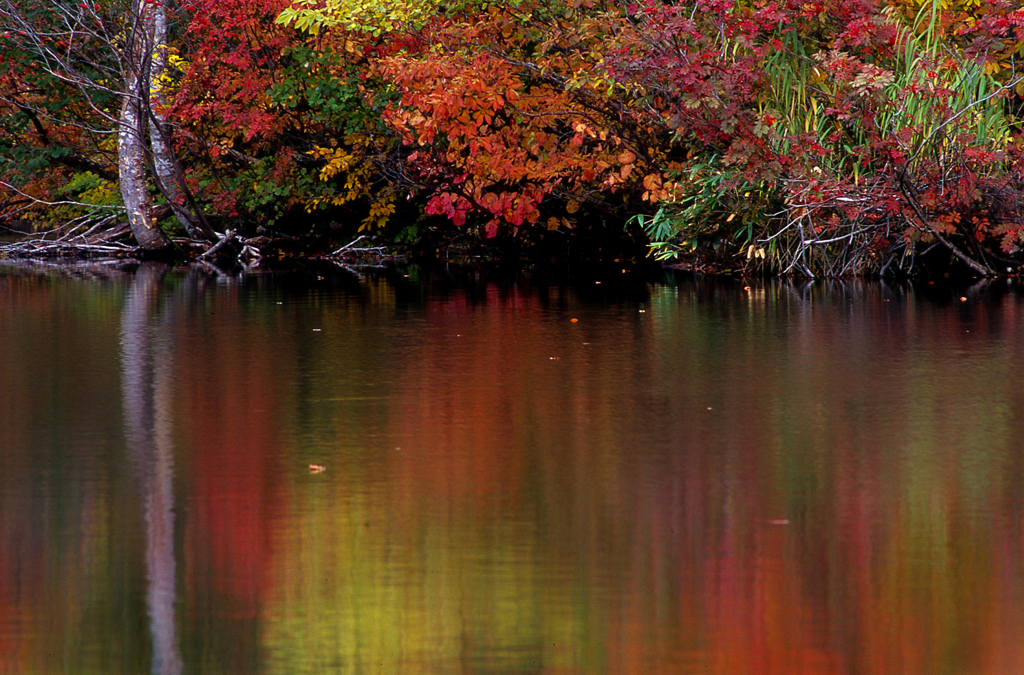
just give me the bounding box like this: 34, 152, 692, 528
148, 6, 185, 227
149, 3, 215, 241
118, 0, 172, 252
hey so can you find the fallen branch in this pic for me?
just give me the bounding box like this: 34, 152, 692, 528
239, 243, 263, 265
329, 235, 372, 255
199, 229, 236, 260
0, 238, 137, 257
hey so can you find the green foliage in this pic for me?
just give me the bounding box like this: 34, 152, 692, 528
631, 209, 685, 262
60, 172, 121, 208
265, 44, 386, 137
632, 155, 778, 266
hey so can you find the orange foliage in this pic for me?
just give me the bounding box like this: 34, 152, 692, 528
372, 4, 670, 236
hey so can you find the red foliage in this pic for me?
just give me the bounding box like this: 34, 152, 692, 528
603, 0, 1024, 273
365, 4, 668, 236
174, 0, 295, 140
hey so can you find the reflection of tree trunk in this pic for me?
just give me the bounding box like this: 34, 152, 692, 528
120, 262, 183, 675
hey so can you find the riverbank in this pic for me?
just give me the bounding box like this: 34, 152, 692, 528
0, 216, 1009, 282
0, 217, 671, 278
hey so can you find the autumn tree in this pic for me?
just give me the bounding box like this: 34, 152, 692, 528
0, 1, 123, 235
278, 0, 672, 240
609, 0, 1024, 275
0, 0, 215, 250
170, 0, 401, 235
121, 0, 216, 246
4, 0, 1024, 274
278, 0, 1024, 275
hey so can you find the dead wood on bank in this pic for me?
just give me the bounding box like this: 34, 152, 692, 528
0, 217, 405, 268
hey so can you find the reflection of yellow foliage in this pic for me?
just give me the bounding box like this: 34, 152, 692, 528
265, 481, 566, 673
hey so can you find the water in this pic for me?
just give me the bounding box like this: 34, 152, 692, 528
2, 262, 1024, 674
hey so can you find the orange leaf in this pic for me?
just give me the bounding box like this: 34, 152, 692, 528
643, 173, 662, 190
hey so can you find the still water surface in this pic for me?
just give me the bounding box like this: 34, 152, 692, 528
2, 262, 1024, 674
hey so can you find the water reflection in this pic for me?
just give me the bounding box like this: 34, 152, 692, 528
3, 266, 1024, 674
121, 263, 182, 675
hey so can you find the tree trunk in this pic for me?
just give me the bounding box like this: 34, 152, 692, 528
120, 0, 173, 252
121, 94, 172, 251
148, 4, 189, 234
148, 3, 217, 242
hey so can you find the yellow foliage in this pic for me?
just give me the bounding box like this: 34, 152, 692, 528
361, 195, 396, 231
279, 0, 446, 36
313, 147, 358, 181
152, 47, 186, 98
308, 145, 394, 229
